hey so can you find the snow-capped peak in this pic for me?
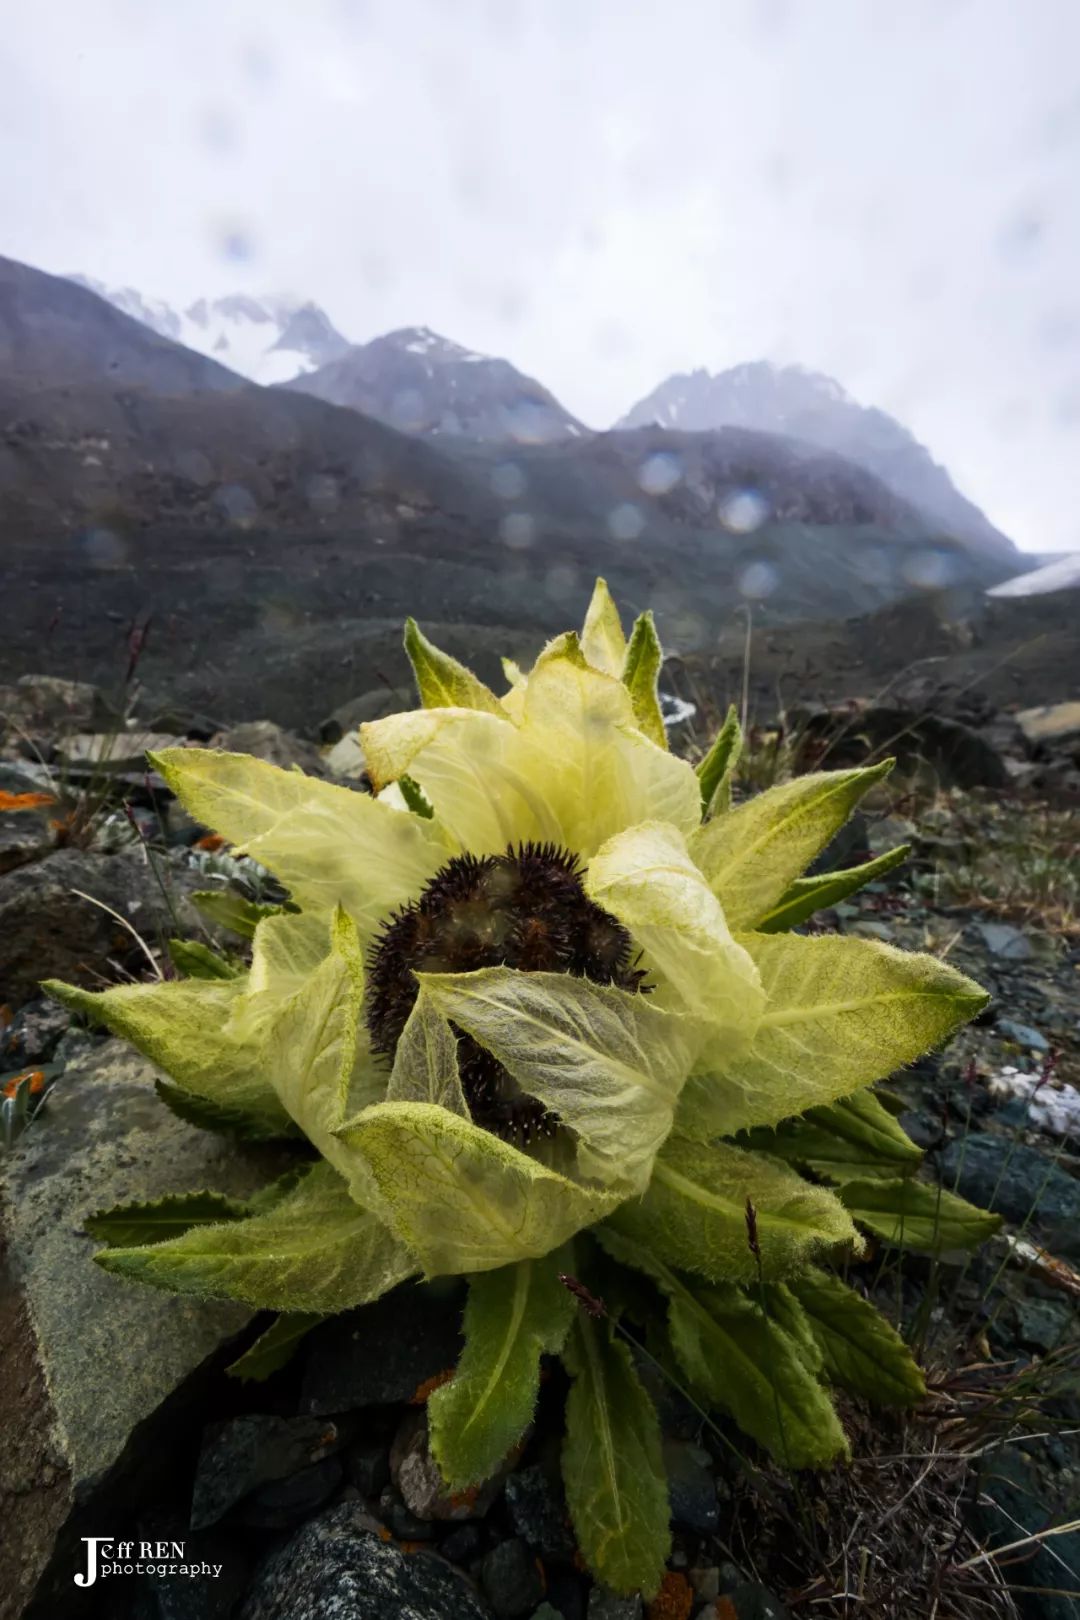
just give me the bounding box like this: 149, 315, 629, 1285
65, 276, 350, 385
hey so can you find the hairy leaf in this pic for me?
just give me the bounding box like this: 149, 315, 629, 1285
43, 976, 293, 1136
404, 618, 504, 713
790, 1270, 925, 1405
755, 845, 910, 933
87, 1191, 246, 1247
739, 1089, 924, 1183
149, 747, 446, 940
226, 1313, 324, 1381
419, 967, 693, 1192
585, 819, 764, 1039
761, 1283, 824, 1375
841, 1177, 1002, 1252
679, 933, 988, 1140
430, 1256, 575, 1487
562, 1315, 671, 1597
96, 1162, 416, 1312
338, 1100, 621, 1275
153, 1079, 298, 1141
190, 889, 291, 940
388, 989, 469, 1117
689, 761, 894, 930
168, 938, 242, 980
580, 577, 627, 677
605, 1134, 856, 1285
621, 611, 666, 749
696, 705, 742, 817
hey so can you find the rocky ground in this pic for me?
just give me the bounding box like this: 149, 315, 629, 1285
1, 673, 1077, 1620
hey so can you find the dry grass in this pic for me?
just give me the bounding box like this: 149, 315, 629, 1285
722, 1348, 1080, 1620
925, 792, 1080, 940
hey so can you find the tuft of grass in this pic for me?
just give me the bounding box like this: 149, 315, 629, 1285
924, 792, 1079, 940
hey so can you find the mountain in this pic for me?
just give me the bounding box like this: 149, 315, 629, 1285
281, 325, 587, 444
67, 277, 350, 385
1, 256, 242, 394
987, 551, 1080, 598
618, 361, 1018, 564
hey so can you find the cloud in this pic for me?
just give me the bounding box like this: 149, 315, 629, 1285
2, 0, 1079, 550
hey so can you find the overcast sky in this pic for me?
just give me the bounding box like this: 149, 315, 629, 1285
3, 0, 1079, 553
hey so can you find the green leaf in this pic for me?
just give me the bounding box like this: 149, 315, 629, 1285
96, 1161, 417, 1312
604, 1134, 857, 1286
678, 932, 989, 1140
789, 1270, 925, 1406
840, 1177, 1002, 1252
226, 1313, 324, 1381
580, 577, 628, 678
561, 1315, 671, 1598
43, 976, 293, 1137
696, 705, 742, 817
153, 1080, 298, 1140
86, 1191, 246, 1248
387, 988, 469, 1117
621, 611, 666, 749
755, 846, 911, 933
429, 1257, 575, 1488
418, 967, 695, 1193
398, 774, 435, 818
404, 618, 504, 713
168, 938, 242, 980
739, 1088, 924, 1183
149, 747, 446, 941
254, 908, 381, 1182
584, 820, 764, 1038
191, 890, 291, 940
689, 761, 895, 930
602, 1232, 848, 1469
338, 1100, 621, 1276
761, 1283, 824, 1375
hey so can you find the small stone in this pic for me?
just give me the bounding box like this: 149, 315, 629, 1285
976, 923, 1032, 961
531, 1606, 567, 1620
239, 1503, 490, 1619
505, 1464, 576, 1560
663, 1440, 720, 1535
0, 998, 69, 1065
725, 1584, 791, 1619
378, 1484, 439, 1541
940, 1134, 1080, 1225
848, 920, 894, 942
996, 1017, 1050, 1052
192, 1414, 347, 1529
300, 1281, 464, 1413
391, 1408, 508, 1522
440, 1524, 486, 1565
1014, 1298, 1072, 1354
689, 1568, 720, 1603
480, 1537, 546, 1618
588, 1590, 643, 1620
209, 719, 325, 775
346, 1439, 390, 1498
238, 1455, 344, 1529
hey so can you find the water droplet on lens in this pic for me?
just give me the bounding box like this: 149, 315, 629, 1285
720, 490, 769, 533
491, 462, 527, 500
214, 484, 258, 528
607, 503, 645, 541
737, 560, 779, 600
637, 451, 682, 496
500, 512, 535, 549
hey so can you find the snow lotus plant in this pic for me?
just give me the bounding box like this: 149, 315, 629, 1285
45, 582, 998, 1598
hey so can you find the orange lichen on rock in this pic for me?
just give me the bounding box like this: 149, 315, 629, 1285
0, 789, 55, 811
647, 1571, 694, 1620
409, 1367, 455, 1404
714, 1599, 739, 1620
2, 1069, 46, 1100
194, 832, 229, 852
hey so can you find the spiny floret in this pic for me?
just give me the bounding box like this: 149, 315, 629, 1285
365, 841, 647, 1142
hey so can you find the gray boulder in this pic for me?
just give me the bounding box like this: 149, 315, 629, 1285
0, 844, 205, 1006
209, 720, 325, 776
0, 1038, 282, 1618
0, 675, 118, 741
239, 1502, 491, 1619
